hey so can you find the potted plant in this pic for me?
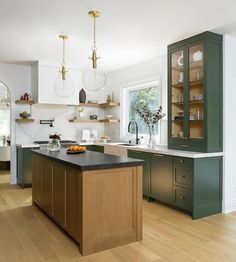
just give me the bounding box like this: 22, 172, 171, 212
47, 132, 61, 151
136, 105, 165, 147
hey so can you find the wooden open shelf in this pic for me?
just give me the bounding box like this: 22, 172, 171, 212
172, 83, 183, 89
171, 65, 183, 72
69, 119, 99, 123
189, 80, 203, 87
189, 100, 204, 104
15, 100, 35, 105
79, 102, 120, 108
15, 119, 35, 123
99, 102, 120, 108
79, 103, 100, 107
100, 119, 120, 123
69, 118, 120, 124
172, 102, 184, 106
189, 61, 203, 70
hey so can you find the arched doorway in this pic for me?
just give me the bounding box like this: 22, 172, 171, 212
0, 81, 11, 183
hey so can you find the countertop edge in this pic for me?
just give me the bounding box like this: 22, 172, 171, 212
31, 149, 144, 171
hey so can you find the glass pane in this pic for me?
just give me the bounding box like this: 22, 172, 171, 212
128, 86, 160, 135
189, 44, 204, 139
171, 50, 184, 138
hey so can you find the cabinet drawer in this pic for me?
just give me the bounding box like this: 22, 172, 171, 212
173, 166, 192, 189
173, 186, 192, 212
173, 157, 193, 167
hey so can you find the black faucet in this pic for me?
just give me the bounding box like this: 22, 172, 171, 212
128, 121, 139, 145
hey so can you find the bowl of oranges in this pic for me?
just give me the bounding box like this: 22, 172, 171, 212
67, 145, 87, 154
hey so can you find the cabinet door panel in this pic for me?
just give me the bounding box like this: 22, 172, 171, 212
32, 156, 43, 206
43, 159, 53, 216
150, 154, 172, 204
52, 163, 65, 226
127, 150, 150, 197
65, 168, 81, 240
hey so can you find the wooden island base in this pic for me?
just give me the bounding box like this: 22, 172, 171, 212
32, 154, 143, 256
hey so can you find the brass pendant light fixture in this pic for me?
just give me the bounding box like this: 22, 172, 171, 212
82, 10, 107, 92
54, 35, 75, 98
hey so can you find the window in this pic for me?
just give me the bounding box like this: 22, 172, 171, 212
121, 78, 161, 142
0, 110, 10, 142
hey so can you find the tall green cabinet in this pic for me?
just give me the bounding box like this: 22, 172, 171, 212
168, 31, 223, 152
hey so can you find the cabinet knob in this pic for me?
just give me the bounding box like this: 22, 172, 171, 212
179, 196, 185, 200
180, 174, 186, 178
180, 160, 184, 164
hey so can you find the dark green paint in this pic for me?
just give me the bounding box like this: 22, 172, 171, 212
168, 31, 223, 152
17, 147, 34, 188
127, 150, 150, 198
150, 154, 172, 205
128, 148, 222, 219
86, 145, 104, 153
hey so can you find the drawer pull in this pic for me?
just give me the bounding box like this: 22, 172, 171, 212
180, 174, 186, 178
181, 144, 190, 148
179, 196, 185, 200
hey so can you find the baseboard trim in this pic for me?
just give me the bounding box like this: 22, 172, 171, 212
223, 200, 236, 213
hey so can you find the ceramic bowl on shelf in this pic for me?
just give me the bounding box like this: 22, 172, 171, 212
19, 112, 31, 119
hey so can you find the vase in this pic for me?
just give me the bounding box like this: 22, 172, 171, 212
47, 139, 61, 151
79, 88, 86, 103
148, 124, 156, 147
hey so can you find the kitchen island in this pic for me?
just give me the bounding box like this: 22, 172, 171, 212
31, 148, 143, 256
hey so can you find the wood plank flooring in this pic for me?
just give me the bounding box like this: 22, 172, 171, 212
0, 171, 236, 261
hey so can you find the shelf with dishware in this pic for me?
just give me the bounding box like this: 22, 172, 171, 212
168, 31, 222, 152
15, 100, 35, 105
69, 118, 120, 124
79, 102, 120, 108
15, 95, 35, 123
15, 119, 35, 123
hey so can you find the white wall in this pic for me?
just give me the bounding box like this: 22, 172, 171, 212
0, 63, 105, 184
223, 35, 236, 213
104, 55, 168, 144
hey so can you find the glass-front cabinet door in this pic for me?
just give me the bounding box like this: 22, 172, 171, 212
168, 31, 222, 153
188, 43, 204, 140
170, 49, 185, 140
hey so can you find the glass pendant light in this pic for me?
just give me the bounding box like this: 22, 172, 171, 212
82, 10, 107, 92
54, 35, 75, 98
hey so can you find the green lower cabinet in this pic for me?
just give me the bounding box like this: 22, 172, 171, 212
150, 154, 172, 205
17, 147, 38, 188
128, 149, 222, 219
86, 145, 104, 153
127, 150, 150, 198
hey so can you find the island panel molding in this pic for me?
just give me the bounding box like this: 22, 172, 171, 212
32, 150, 143, 255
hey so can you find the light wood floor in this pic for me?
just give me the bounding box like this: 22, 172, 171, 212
0, 171, 236, 262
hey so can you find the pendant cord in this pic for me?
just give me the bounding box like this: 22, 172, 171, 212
93, 16, 96, 49
62, 37, 66, 66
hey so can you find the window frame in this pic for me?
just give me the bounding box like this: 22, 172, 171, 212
120, 77, 161, 142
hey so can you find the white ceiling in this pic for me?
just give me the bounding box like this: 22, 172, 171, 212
0, 0, 236, 72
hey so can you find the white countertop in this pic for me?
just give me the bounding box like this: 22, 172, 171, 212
16, 142, 224, 158
16, 144, 40, 148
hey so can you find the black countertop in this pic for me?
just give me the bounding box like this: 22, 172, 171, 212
31, 148, 144, 171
